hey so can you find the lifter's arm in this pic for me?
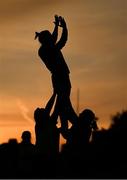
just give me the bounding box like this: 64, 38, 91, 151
45, 92, 56, 115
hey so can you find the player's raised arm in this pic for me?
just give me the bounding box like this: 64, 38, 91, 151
52, 15, 59, 44
56, 16, 68, 50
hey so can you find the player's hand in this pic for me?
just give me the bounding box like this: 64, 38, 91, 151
53, 15, 59, 26
59, 16, 66, 27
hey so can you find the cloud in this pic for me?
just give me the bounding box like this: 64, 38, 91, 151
16, 99, 34, 125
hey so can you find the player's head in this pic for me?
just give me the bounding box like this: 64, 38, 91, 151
79, 109, 97, 128
21, 131, 31, 143
79, 109, 95, 120
34, 107, 46, 121
34, 107, 50, 128
35, 30, 54, 45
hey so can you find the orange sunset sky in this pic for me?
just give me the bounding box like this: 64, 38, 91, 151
0, 0, 127, 144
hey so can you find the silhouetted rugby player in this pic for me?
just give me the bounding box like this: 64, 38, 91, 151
35, 15, 77, 133
34, 93, 60, 158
